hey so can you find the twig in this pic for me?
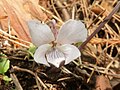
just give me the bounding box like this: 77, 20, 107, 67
51, 0, 62, 20
61, 66, 83, 80
55, 0, 70, 21
0, 29, 31, 45
90, 38, 120, 44
72, 5, 75, 20
37, 2, 63, 23
81, 0, 89, 19
87, 10, 106, 29
0, 34, 29, 48
10, 73, 23, 90
87, 68, 95, 83
12, 66, 48, 90
79, 1, 120, 50
73, 61, 120, 78
97, 4, 120, 22
92, 13, 120, 37
35, 75, 42, 90
97, 41, 120, 60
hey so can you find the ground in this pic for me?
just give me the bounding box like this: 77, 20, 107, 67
0, 0, 120, 90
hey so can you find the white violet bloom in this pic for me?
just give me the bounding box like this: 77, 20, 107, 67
28, 19, 87, 68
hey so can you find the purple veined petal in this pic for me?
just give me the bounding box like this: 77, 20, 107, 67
34, 44, 52, 67
58, 44, 81, 65
46, 47, 65, 68
28, 20, 55, 47
56, 19, 87, 44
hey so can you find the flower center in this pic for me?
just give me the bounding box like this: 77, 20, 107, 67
51, 41, 57, 47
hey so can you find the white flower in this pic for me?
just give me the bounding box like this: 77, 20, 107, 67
28, 19, 87, 68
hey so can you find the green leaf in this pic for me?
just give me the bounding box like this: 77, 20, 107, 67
29, 43, 37, 53
0, 54, 10, 74
75, 42, 83, 47
3, 75, 12, 82
28, 43, 37, 57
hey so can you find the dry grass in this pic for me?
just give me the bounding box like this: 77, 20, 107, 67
0, 0, 120, 90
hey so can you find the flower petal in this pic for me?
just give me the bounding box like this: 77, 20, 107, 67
28, 20, 55, 46
34, 44, 52, 67
56, 19, 87, 44
46, 48, 65, 68
58, 44, 81, 65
